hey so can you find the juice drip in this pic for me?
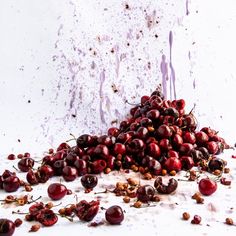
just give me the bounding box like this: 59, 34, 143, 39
169, 31, 177, 100
160, 54, 168, 99
186, 0, 190, 16
99, 70, 106, 124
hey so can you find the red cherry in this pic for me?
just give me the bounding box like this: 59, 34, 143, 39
47, 183, 67, 200
206, 141, 218, 154
113, 143, 126, 155
164, 157, 182, 172
156, 124, 172, 138
3, 176, 20, 192
198, 178, 217, 196
182, 131, 196, 144
62, 166, 77, 182
105, 205, 124, 225
36, 209, 58, 226
17, 158, 34, 172
0, 218, 15, 236
146, 143, 161, 159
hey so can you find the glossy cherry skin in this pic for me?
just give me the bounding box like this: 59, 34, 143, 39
156, 124, 172, 138
74, 159, 88, 176
164, 157, 182, 172
26, 170, 39, 185
53, 160, 67, 176
113, 143, 126, 155
146, 142, 161, 159
74, 200, 100, 222
136, 185, 155, 202
206, 141, 218, 154
17, 158, 34, 172
81, 174, 98, 189
37, 165, 54, 183
3, 176, 20, 192
198, 178, 217, 196
180, 156, 194, 170
36, 209, 58, 226
90, 159, 107, 174
0, 218, 15, 236
62, 166, 77, 182
105, 205, 124, 225
47, 183, 67, 200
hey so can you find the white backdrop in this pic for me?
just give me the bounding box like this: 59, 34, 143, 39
0, 0, 236, 155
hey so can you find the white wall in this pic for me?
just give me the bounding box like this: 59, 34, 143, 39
0, 0, 235, 154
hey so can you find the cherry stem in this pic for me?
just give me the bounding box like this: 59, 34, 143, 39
125, 100, 140, 106
12, 165, 19, 172
94, 189, 112, 194
12, 211, 28, 215
27, 196, 42, 204
56, 213, 74, 222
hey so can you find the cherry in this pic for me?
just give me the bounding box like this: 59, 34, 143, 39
7, 154, 16, 160
90, 160, 107, 174
135, 127, 149, 139
136, 185, 155, 202
195, 131, 209, 144
47, 183, 67, 200
164, 157, 182, 172
65, 152, 79, 166
182, 131, 196, 144
146, 109, 160, 120
36, 208, 58, 226
159, 139, 172, 151
3, 176, 20, 192
198, 178, 217, 196
74, 200, 100, 222
97, 135, 114, 146
206, 141, 218, 154
113, 143, 126, 155
179, 143, 194, 155
74, 159, 88, 176
81, 174, 98, 189
56, 142, 70, 152
127, 139, 145, 153
175, 99, 185, 110
77, 134, 94, 148
29, 202, 45, 217
167, 150, 179, 158
2, 170, 16, 179
105, 205, 124, 225
172, 134, 183, 148
62, 166, 77, 182
180, 156, 194, 170
208, 158, 225, 172
146, 142, 161, 159
0, 219, 15, 236
107, 127, 119, 137
156, 124, 172, 138
53, 160, 67, 176
163, 107, 179, 118
37, 165, 54, 183
17, 157, 34, 172
26, 170, 39, 185
94, 144, 109, 159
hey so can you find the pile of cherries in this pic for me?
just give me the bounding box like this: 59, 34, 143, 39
0, 87, 231, 235
19, 87, 228, 185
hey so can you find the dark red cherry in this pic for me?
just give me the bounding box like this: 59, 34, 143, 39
164, 157, 182, 172
146, 142, 161, 159
105, 205, 124, 225
65, 152, 79, 166
26, 170, 39, 185
206, 141, 218, 154
53, 160, 67, 176
74, 200, 100, 222
136, 185, 155, 203
107, 127, 119, 137
198, 178, 217, 196
37, 165, 54, 183
0, 218, 15, 236
146, 109, 160, 120
156, 124, 172, 138
36, 208, 58, 226
182, 131, 196, 144
195, 131, 209, 145
56, 142, 70, 151
93, 144, 109, 159
159, 139, 172, 151
62, 166, 77, 182
77, 134, 94, 148
179, 143, 194, 155
113, 143, 126, 155
47, 183, 67, 200
2, 170, 16, 180
180, 156, 194, 170
29, 202, 45, 217
81, 174, 98, 189
17, 158, 34, 172
74, 159, 88, 176
97, 135, 114, 146
90, 160, 107, 174
3, 176, 20, 192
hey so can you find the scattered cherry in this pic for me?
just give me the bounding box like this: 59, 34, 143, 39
105, 205, 124, 225
198, 178, 217, 196
47, 183, 67, 200
0, 218, 15, 236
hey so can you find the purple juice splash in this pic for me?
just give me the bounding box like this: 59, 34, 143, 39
169, 31, 177, 100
